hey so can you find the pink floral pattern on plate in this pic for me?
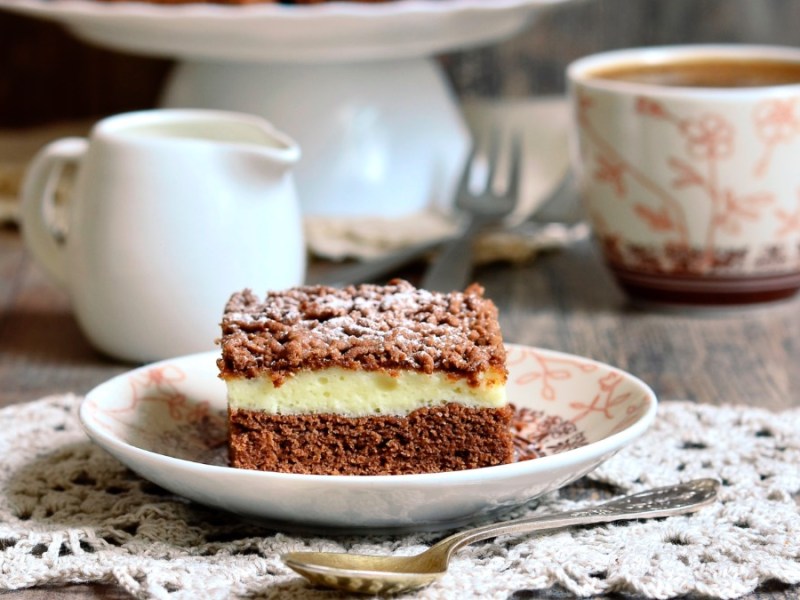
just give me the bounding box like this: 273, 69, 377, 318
84, 364, 228, 464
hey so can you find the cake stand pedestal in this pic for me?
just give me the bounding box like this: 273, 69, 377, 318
161, 57, 467, 217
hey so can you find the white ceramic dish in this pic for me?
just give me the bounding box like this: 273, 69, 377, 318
80, 344, 657, 534
2, 0, 570, 62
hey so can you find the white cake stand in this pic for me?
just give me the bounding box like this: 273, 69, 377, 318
3, 0, 571, 218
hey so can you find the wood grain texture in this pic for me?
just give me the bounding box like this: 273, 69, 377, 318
445, 0, 800, 98
480, 239, 800, 411
0, 12, 171, 127
1, 0, 799, 595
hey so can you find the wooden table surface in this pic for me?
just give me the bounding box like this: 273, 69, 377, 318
2, 222, 799, 598
2, 0, 800, 594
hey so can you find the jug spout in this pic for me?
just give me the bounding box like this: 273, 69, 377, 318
197, 111, 302, 183
96, 108, 301, 171
232, 115, 301, 170
238, 120, 301, 176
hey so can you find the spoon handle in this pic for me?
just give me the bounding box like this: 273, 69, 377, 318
440, 478, 719, 555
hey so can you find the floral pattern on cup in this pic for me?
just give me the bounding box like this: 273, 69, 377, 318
576, 88, 800, 277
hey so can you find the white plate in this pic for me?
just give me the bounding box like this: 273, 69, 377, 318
80, 343, 657, 533
1, 0, 571, 62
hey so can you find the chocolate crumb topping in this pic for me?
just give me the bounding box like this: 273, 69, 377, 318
217, 279, 506, 385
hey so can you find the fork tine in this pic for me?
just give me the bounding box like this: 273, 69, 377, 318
317, 127, 523, 289
482, 127, 503, 195
455, 142, 479, 201
420, 126, 523, 292
504, 132, 523, 203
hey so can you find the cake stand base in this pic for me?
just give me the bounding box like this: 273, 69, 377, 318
160, 57, 470, 218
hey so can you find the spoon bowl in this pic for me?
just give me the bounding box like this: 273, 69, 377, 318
282, 478, 720, 594
282, 553, 444, 595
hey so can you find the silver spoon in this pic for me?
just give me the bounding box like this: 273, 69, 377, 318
282, 478, 719, 595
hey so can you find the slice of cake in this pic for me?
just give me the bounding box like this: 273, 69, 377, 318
217, 279, 513, 475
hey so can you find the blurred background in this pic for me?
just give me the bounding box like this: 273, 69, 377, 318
2, 0, 800, 128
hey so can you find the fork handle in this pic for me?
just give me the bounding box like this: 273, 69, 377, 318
420, 218, 482, 292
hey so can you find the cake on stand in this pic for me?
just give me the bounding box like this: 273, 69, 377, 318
2, 0, 571, 218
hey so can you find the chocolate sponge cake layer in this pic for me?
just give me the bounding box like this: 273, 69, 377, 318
229, 403, 514, 475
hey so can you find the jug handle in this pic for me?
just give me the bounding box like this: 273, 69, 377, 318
21, 137, 89, 288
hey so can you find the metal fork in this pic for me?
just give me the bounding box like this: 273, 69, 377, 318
420, 130, 521, 292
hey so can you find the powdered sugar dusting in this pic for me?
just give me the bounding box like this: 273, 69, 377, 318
218, 279, 506, 384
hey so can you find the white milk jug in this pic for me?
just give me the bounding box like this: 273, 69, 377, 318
21, 109, 305, 362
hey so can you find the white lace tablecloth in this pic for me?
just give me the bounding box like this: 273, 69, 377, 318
0, 396, 798, 599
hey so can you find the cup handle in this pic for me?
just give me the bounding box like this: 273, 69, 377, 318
20, 137, 89, 288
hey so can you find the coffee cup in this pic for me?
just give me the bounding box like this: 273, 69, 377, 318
21, 109, 305, 362
567, 45, 800, 305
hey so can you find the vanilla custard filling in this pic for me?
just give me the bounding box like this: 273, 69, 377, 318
226, 367, 506, 417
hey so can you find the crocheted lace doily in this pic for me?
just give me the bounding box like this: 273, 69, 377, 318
0, 396, 798, 599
